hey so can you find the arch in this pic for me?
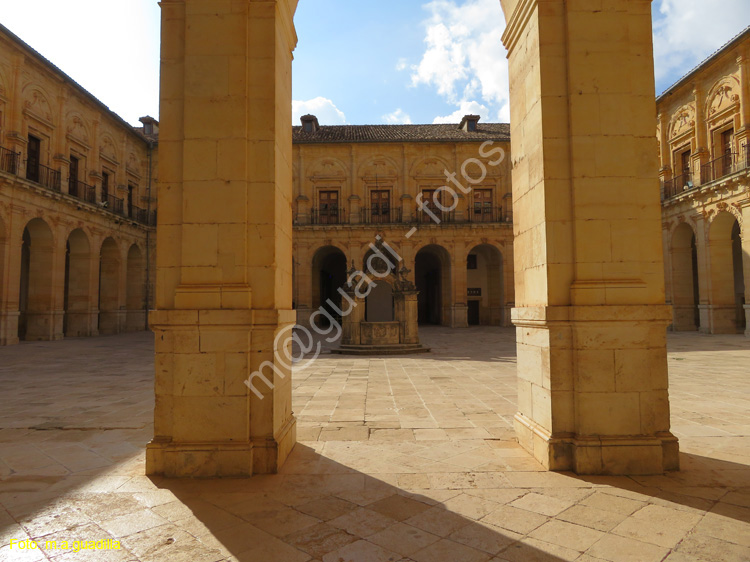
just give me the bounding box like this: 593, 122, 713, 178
21, 84, 54, 124
708, 212, 744, 333
100, 132, 120, 163
64, 229, 92, 337
705, 75, 741, 118
414, 244, 452, 326
670, 223, 699, 331
466, 243, 505, 326
18, 218, 55, 341
667, 103, 695, 140
311, 245, 347, 328
409, 155, 452, 179
126, 244, 146, 332
98, 237, 122, 334
306, 156, 349, 180
66, 112, 91, 145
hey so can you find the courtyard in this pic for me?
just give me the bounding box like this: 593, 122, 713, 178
0, 327, 749, 561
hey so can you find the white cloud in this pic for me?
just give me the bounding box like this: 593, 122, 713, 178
411, 0, 508, 123
653, 0, 750, 91
292, 97, 346, 125
396, 58, 408, 72
432, 100, 489, 124
382, 109, 413, 124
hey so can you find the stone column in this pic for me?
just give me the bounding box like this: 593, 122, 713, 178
501, 0, 678, 474
401, 290, 419, 344
657, 112, 670, 190
692, 86, 709, 183
693, 214, 711, 332
147, 0, 297, 477
451, 248, 468, 328
341, 290, 364, 345
0, 208, 23, 345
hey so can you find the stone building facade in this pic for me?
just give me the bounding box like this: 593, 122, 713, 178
658, 27, 750, 336
291, 115, 515, 330
0, 24, 157, 346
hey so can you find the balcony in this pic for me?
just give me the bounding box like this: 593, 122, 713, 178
361, 207, 403, 225
28, 163, 62, 192
131, 205, 157, 226
68, 179, 97, 204
0, 146, 21, 175
295, 205, 511, 226
309, 207, 346, 225
662, 145, 750, 201
662, 171, 695, 199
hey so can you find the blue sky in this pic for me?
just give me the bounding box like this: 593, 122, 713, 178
2, 0, 750, 127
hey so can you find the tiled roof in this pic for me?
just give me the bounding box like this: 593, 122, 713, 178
657, 25, 750, 100
293, 123, 510, 144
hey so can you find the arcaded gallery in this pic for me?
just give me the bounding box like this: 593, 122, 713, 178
0, 2, 749, 562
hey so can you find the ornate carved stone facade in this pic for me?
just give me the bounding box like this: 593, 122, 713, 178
0, 24, 157, 345
658, 27, 750, 336
292, 117, 515, 330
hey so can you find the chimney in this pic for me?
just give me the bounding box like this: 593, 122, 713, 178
139, 115, 159, 136
459, 114, 480, 132
300, 114, 320, 133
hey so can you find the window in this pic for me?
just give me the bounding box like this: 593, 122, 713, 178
420, 188, 442, 222
467, 254, 478, 269
680, 150, 691, 177
26, 135, 40, 182
721, 128, 734, 176
473, 189, 493, 222
467, 120, 477, 132
101, 172, 110, 202
127, 185, 135, 217
69, 156, 79, 196
370, 190, 391, 224
318, 190, 339, 224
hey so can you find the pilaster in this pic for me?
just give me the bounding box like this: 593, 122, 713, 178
502, 0, 678, 474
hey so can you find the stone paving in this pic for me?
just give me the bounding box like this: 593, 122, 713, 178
0, 327, 749, 561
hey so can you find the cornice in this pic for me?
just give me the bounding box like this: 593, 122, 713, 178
501, 0, 538, 56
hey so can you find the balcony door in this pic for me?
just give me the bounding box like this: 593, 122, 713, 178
721, 128, 734, 176
69, 156, 79, 196
26, 135, 40, 183
318, 190, 339, 224
371, 190, 391, 224
473, 189, 493, 222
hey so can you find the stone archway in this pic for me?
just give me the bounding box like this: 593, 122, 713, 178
466, 244, 504, 326
64, 229, 92, 337
708, 212, 744, 333
19, 218, 56, 341
415, 245, 451, 326
149, 0, 678, 477
311, 245, 347, 328
670, 223, 700, 331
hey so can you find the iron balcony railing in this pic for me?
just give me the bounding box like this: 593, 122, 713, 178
701, 153, 736, 184
361, 206, 403, 225
131, 205, 157, 226
662, 171, 694, 199
26, 163, 62, 192
68, 179, 97, 204
0, 146, 21, 175
467, 205, 508, 223
102, 193, 124, 215
310, 207, 346, 225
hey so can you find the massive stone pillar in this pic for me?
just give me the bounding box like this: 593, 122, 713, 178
500, 0, 679, 474
741, 203, 750, 337
147, 0, 297, 477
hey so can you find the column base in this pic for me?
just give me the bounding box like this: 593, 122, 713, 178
515, 413, 680, 475
146, 416, 296, 478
